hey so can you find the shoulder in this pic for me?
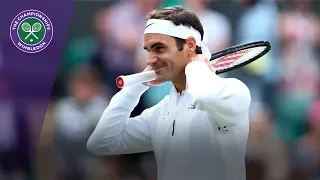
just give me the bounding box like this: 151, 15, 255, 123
227, 77, 249, 88
52, 98, 79, 122
221, 77, 250, 93
91, 95, 110, 107
53, 98, 73, 112
231, 78, 251, 102
222, 77, 252, 110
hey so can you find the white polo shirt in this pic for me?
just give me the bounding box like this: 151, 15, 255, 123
87, 61, 251, 180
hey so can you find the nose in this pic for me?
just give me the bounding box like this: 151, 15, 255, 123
146, 56, 157, 66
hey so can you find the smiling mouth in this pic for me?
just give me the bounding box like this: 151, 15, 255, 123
153, 66, 166, 72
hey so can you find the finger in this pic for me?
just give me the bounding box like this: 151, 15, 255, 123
199, 54, 208, 62
143, 65, 153, 72
143, 82, 151, 86
193, 55, 199, 62
205, 56, 209, 63
207, 62, 215, 72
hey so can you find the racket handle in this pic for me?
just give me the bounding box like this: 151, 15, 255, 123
116, 71, 157, 88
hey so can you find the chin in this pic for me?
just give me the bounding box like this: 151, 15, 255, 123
155, 77, 166, 84
154, 76, 169, 85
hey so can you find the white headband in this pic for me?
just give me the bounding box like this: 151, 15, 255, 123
144, 19, 211, 60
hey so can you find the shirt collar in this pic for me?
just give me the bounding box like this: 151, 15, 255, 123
170, 79, 189, 96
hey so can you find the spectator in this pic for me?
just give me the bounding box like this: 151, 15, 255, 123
184, 0, 232, 53
53, 65, 110, 180
0, 42, 26, 180
273, 0, 320, 151
91, 0, 161, 87
278, 0, 320, 51
246, 104, 290, 180
292, 99, 320, 179
54, 8, 109, 99
90, 0, 161, 112
232, 0, 280, 107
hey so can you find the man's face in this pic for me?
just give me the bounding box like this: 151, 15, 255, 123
143, 33, 189, 83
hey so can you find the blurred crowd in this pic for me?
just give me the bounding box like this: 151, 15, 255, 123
1, 0, 320, 179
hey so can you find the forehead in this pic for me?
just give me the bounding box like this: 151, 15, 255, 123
143, 33, 175, 46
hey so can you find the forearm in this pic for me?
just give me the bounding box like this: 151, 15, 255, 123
87, 83, 149, 155
185, 61, 251, 126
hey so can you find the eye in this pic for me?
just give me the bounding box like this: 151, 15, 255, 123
155, 46, 165, 53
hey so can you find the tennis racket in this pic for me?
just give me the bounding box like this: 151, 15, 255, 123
116, 41, 271, 88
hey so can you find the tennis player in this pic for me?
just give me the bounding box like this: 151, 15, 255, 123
87, 6, 251, 180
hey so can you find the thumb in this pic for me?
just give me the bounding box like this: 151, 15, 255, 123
207, 62, 215, 73
143, 81, 151, 86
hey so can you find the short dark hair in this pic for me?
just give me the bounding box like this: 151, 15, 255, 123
146, 6, 203, 54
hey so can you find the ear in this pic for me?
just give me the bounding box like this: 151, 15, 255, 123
185, 36, 197, 56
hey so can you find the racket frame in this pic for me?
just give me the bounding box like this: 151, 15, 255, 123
209, 41, 271, 75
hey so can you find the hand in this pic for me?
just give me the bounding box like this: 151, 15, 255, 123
142, 66, 153, 86
190, 54, 215, 73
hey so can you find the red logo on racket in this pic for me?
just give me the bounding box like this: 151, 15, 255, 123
213, 49, 250, 68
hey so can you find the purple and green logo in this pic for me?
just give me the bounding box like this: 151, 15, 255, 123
10, 9, 53, 53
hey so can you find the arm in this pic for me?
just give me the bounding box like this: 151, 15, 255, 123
185, 61, 251, 126
87, 83, 161, 156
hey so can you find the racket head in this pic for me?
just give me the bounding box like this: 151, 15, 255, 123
32, 22, 42, 32
209, 41, 271, 74
21, 22, 31, 32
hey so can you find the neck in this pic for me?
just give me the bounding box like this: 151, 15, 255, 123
172, 71, 187, 93
171, 54, 197, 93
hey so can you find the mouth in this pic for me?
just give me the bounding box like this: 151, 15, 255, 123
153, 65, 166, 72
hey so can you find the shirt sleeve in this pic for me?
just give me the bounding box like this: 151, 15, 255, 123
87, 83, 162, 155
185, 61, 251, 126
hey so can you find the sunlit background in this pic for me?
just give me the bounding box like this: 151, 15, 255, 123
1, 0, 320, 179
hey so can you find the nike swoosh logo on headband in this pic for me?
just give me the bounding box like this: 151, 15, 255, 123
146, 23, 155, 28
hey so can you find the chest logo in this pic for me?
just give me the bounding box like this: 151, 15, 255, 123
187, 103, 196, 109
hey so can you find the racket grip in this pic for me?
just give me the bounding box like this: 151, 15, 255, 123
116, 71, 157, 88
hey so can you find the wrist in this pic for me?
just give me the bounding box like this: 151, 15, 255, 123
122, 83, 149, 97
